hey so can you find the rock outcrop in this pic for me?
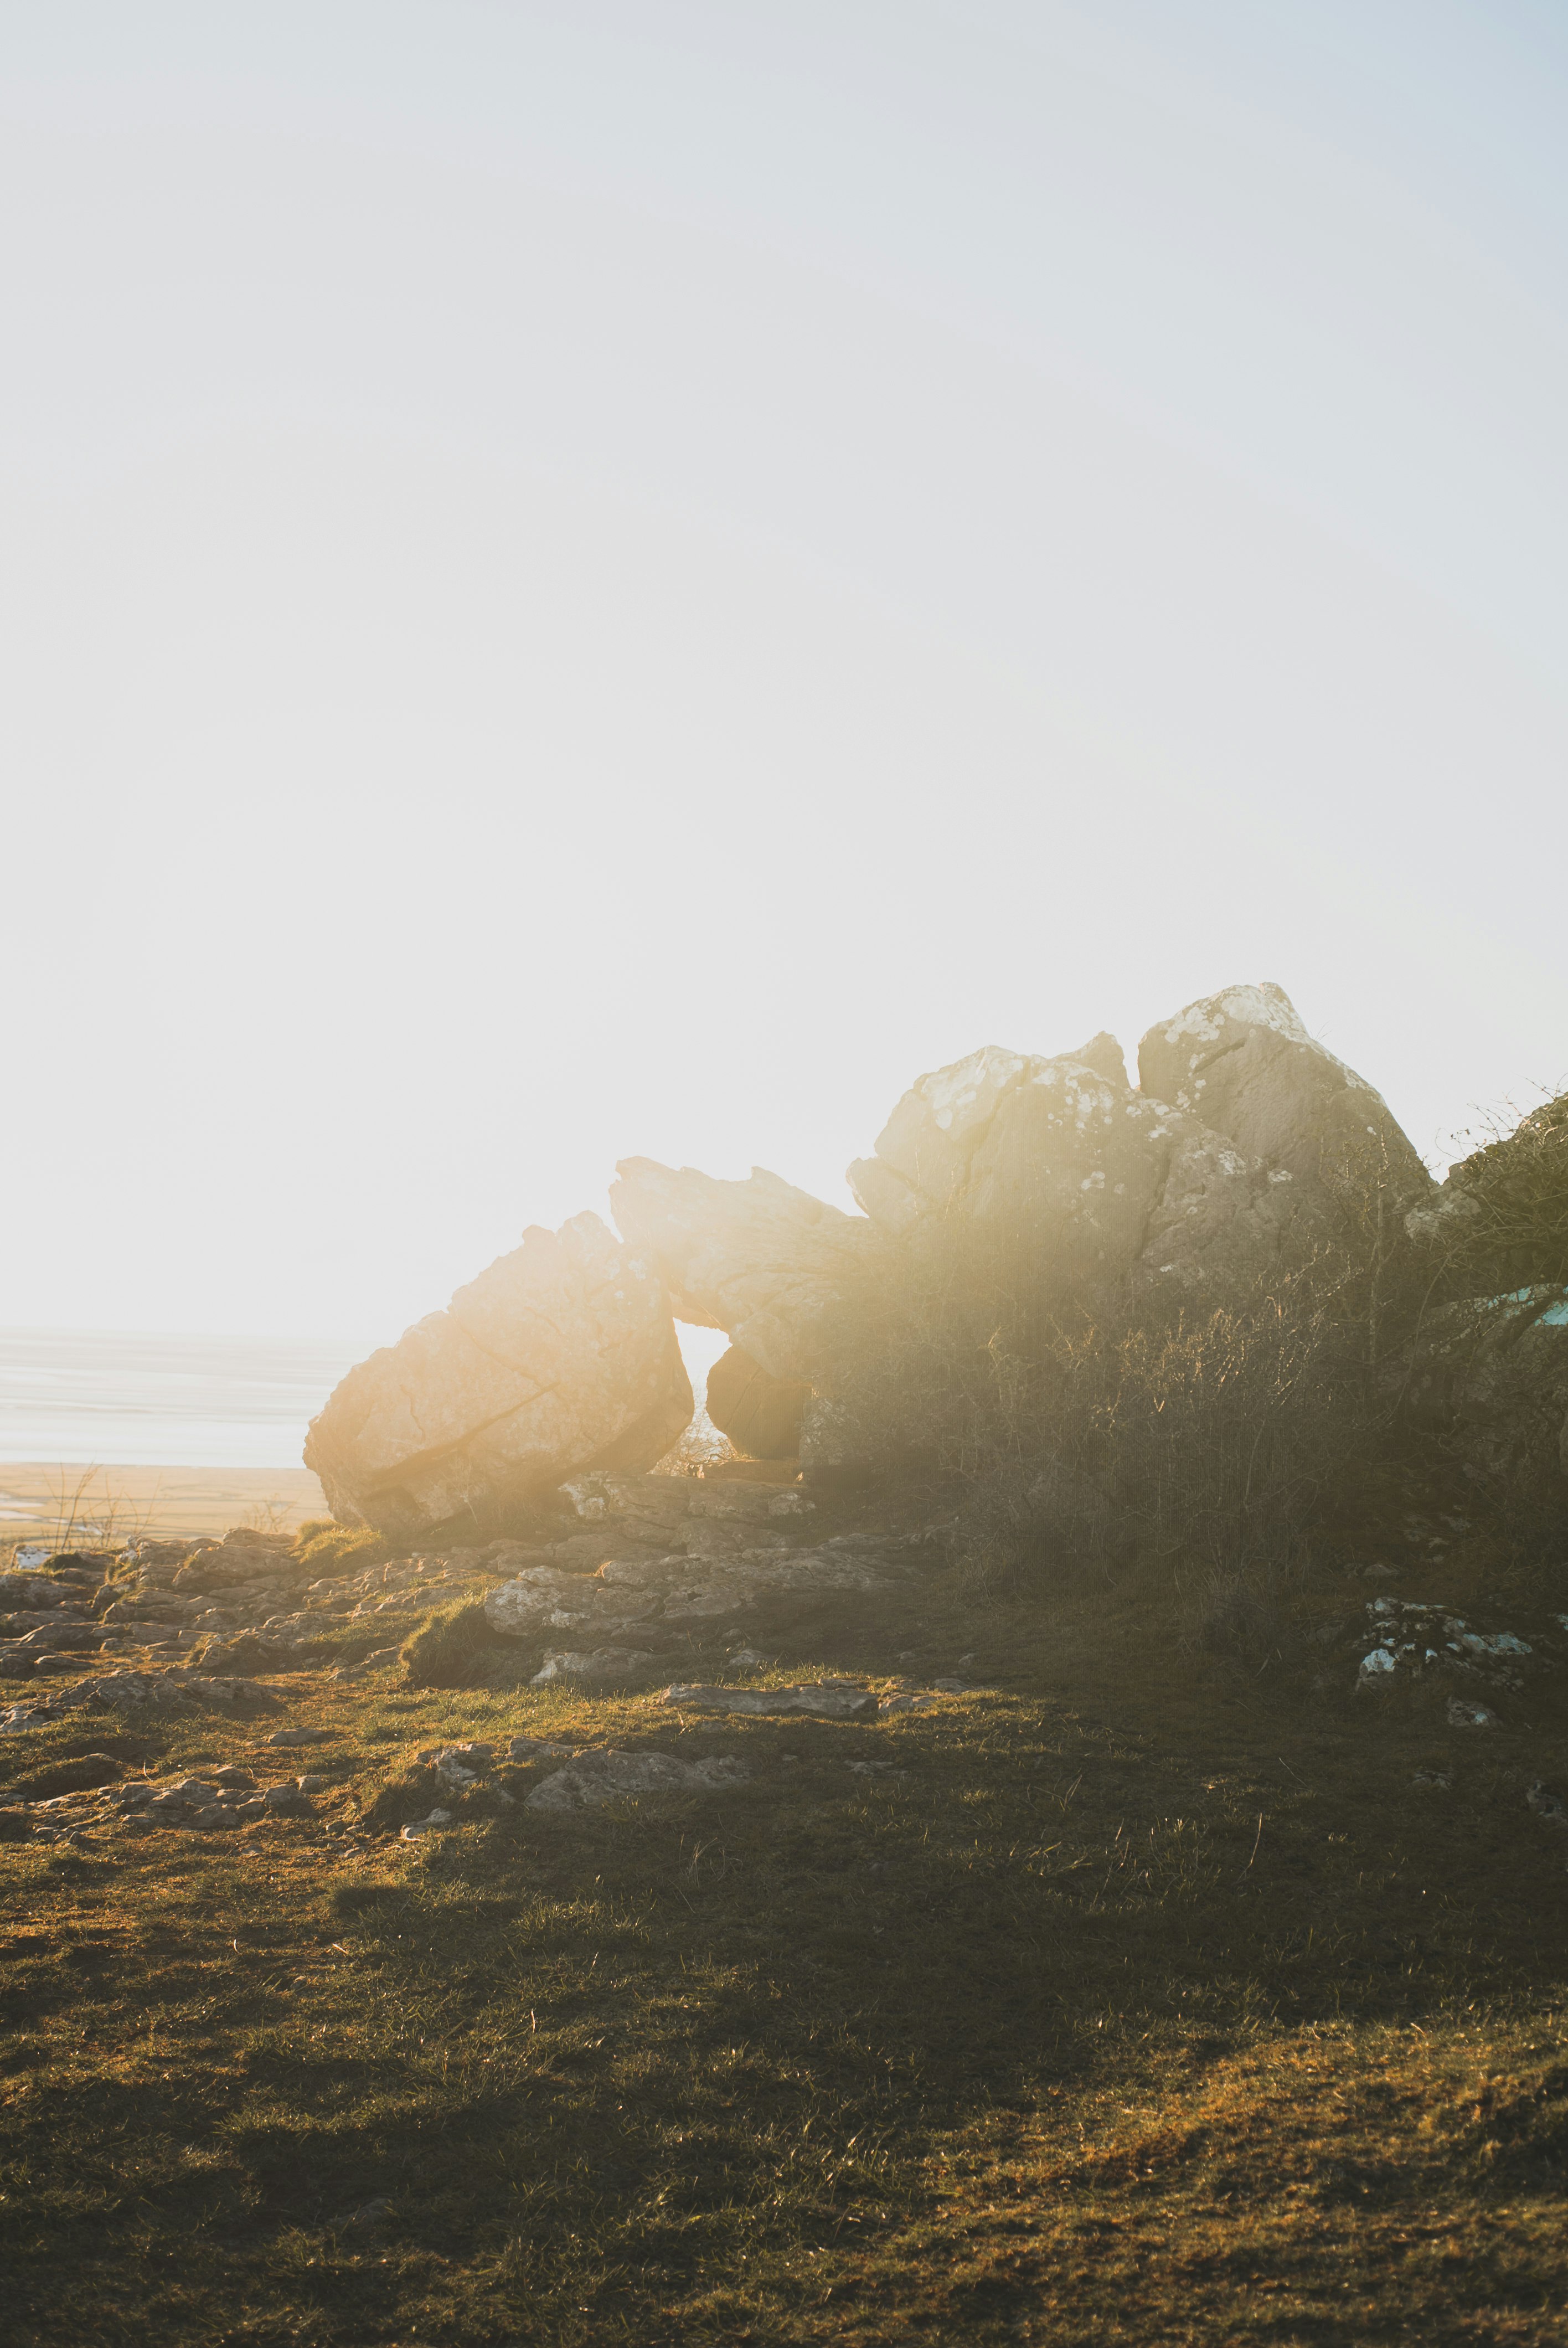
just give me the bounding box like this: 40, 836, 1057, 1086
610, 1158, 880, 1381
303, 1213, 692, 1540
847, 1043, 1292, 1291
1137, 983, 1431, 1209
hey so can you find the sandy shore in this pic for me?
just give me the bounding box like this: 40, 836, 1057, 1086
0, 1463, 327, 1549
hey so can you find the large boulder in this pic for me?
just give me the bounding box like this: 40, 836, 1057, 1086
703, 1345, 811, 1460
303, 1213, 692, 1540
609, 1159, 881, 1382
847, 1044, 1293, 1292
1137, 983, 1432, 1209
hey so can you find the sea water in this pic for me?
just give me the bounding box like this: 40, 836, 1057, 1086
0, 1328, 372, 1470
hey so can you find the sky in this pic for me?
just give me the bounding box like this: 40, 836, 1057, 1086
4, 1, 1566, 1345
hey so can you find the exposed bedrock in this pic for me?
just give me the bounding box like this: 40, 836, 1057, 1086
303, 1213, 692, 1540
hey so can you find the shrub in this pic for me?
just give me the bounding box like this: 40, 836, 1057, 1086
822, 1194, 1405, 1592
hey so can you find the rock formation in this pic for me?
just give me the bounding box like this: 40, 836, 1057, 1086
608, 1158, 880, 1382
847, 1042, 1294, 1291
305, 980, 1493, 1529
1137, 982, 1432, 1209
303, 1213, 692, 1539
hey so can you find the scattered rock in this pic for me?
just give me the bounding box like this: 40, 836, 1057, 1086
1354, 1599, 1540, 1695
399, 1808, 453, 1841
661, 1682, 879, 1721
524, 1747, 749, 1814
532, 1647, 654, 1685
1411, 1768, 1453, 1789
1447, 1698, 1499, 1729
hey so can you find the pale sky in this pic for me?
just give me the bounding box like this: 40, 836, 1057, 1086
4, 2, 1566, 1343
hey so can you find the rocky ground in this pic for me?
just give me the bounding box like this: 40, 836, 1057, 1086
3, 1474, 1568, 2346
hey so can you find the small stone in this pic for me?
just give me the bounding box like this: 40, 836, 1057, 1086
296, 1775, 328, 1795
531, 1647, 653, 1686
264, 1728, 332, 1748
1447, 1698, 1498, 1729
399, 1808, 453, 1841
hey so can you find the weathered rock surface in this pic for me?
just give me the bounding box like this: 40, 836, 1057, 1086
610, 1159, 880, 1381
304, 1212, 693, 1539
525, 1747, 750, 1813
1138, 982, 1431, 1208
532, 1647, 655, 1685
483, 1531, 906, 1648
848, 1042, 1292, 1291
703, 1344, 812, 1460
661, 1682, 879, 1720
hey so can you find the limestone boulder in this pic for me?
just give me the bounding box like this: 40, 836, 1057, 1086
848, 1044, 1292, 1292
610, 1158, 881, 1381
1137, 982, 1432, 1209
703, 1345, 811, 1460
303, 1212, 693, 1541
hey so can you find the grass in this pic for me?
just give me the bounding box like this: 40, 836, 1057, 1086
2, 1528, 1567, 2345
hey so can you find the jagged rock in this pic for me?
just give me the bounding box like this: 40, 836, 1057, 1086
610, 1158, 880, 1381
304, 1212, 693, 1539
1069, 1032, 1131, 1085
704, 1345, 812, 1460
1137, 982, 1431, 1208
848, 1043, 1291, 1291
525, 1747, 749, 1813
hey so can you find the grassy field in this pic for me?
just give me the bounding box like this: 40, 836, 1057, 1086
2, 1541, 1567, 2345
